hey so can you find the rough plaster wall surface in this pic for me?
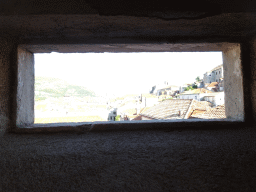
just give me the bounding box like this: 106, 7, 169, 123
16, 47, 34, 127
0, 38, 14, 132
249, 36, 256, 121
223, 44, 244, 120
1, 13, 256, 43
21, 43, 226, 53
0, 128, 256, 191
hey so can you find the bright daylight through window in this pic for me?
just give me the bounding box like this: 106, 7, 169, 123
34, 52, 225, 124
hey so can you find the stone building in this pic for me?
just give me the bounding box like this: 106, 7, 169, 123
108, 108, 117, 121
151, 82, 180, 96
1, 1, 256, 191
203, 64, 223, 84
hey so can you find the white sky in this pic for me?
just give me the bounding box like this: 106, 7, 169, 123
35, 52, 223, 96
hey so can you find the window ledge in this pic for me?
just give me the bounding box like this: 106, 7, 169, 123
13, 119, 244, 133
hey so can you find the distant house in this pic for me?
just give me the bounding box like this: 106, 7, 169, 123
206, 81, 224, 92
150, 81, 180, 96
108, 108, 117, 121
179, 88, 213, 101
179, 84, 188, 94
202, 92, 225, 107
155, 85, 180, 96
203, 64, 223, 84
206, 82, 219, 92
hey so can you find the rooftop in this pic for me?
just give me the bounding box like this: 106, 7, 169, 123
140, 99, 193, 120
206, 64, 223, 73
193, 105, 226, 119
207, 82, 219, 88
211, 64, 223, 71
188, 100, 214, 118
190, 100, 214, 111
181, 88, 213, 95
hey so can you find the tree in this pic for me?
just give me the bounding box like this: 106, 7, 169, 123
195, 76, 201, 82
192, 84, 198, 89
188, 86, 194, 90
184, 86, 194, 91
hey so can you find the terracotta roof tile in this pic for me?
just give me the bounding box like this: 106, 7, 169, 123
132, 115, 142, 121
132, 107, 151, 121
181, 88, 213, 95
207, 82, 219, 88
191, 100, 213, 110
140, 99, 193, 120
187, 100, 213, 118
194, 105, 226, 119
190, 109, 207, 118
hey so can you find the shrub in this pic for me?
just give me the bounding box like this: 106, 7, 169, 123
115, 115, 121, 121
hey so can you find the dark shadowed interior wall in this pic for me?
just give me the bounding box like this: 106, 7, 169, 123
1, 0, 256, 191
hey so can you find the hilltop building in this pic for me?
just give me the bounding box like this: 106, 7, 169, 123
108, 108, 117, 121
150, 81, 180, 96
203, 64, 223, 84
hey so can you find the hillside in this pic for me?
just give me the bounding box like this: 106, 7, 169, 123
35, 76, 95, 101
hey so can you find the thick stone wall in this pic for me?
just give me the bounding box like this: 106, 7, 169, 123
16, 47, 34, 127
1, 128, 256, 191
0, 38, 15, 133
0, 11, 255, 192
248, 36, 256, 122
222, 44, 244, 121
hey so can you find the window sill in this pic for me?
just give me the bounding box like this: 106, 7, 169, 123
13, 119, 244, 133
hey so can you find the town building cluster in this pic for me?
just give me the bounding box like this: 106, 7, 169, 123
109, 64, 226, 121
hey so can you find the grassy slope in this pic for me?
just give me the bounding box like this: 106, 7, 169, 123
35, 76, 96, 101
35, 116, 106, 123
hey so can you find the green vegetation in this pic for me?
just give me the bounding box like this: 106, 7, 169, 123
35, 76, 95, 100
184, 86, 194, 91
161, 97, 173, 102
184, 84, 197, 91
192, 84, 198, 89
195, 76, 201, 82
115, 115, 121, 121
35, 116, 106, 123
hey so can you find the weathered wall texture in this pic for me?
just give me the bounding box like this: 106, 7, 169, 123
249, 36, 256, 122
16, 47, 34, 127
0, 1, 255, 190
222, 44, 244, 120
0, 128, 256, 191
0, 38, 15, 132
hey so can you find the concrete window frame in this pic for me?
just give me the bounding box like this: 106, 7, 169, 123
13, 42, 245, 133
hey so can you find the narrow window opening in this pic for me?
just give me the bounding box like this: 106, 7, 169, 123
34, 51, 227, 123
